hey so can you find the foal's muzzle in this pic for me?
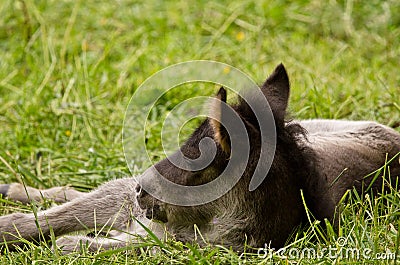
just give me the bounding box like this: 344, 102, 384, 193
136, 185, 168, 223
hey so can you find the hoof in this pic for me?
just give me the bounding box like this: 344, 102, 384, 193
0, 184, 10, 198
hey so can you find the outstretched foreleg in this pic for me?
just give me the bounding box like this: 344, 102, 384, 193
0, 178, 162, 251
0, 183, 85, 204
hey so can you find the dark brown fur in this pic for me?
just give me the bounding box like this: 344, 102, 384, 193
137, 64, 400, 250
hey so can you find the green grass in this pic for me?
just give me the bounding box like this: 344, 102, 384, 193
0, 0, 399, 263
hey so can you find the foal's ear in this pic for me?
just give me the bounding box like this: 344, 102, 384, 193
210, 87, 230, 154
262, 63, 290, 123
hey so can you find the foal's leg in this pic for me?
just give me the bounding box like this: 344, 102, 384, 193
0, 178, 160, 251
54, 217, 164, 254
0, 183, 85, 203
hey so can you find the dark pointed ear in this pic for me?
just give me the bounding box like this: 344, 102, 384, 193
209, 87, 230, 154
262, 63, 290, 124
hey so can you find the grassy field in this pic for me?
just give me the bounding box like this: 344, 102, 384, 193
0, 0, 399, 264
